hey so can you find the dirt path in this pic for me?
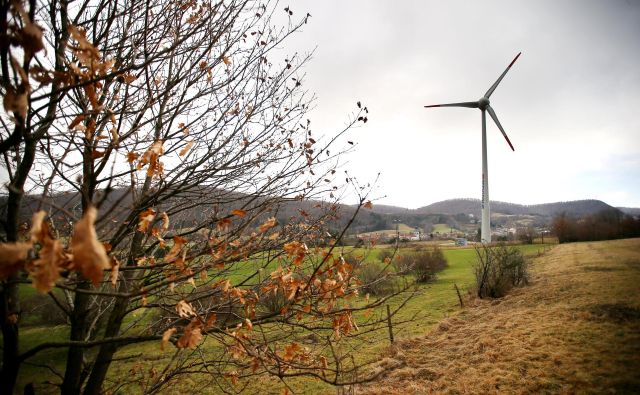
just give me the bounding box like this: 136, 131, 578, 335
361, 239, 640, 394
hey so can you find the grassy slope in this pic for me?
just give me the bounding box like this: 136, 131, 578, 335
361, 239, 640, 394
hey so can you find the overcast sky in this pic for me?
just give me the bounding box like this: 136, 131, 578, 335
284, 0, 640, 208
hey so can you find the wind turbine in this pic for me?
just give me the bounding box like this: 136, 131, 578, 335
424, 52, 521, 244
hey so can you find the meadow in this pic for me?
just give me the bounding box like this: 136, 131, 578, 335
361, 238, 640, 394
13, 242, 551, 394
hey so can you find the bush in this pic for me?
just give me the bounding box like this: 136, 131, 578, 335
395, 247, 448, 283
474, 244, 529, 298
357, 261, 396, 296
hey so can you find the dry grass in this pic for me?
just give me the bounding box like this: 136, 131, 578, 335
360, 239, 640, 394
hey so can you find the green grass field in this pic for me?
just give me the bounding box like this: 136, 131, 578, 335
356, 223, 418, 238
11, 243, 553, 394
432, 223, 458, 234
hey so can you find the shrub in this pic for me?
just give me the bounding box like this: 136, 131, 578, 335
395, 247, 448, 283
357, 261, 396, 296
474, 244, 529, 298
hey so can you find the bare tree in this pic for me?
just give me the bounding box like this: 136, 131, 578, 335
0, 1, 410, 394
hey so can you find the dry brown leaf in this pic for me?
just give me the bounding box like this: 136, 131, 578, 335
231, 209, 246, 217
319, 355, 328, 369
283, 241, 307, 266
68, 25, 100, 68
176, 300, 195, 318
31, 237, 65, 293
0, 242, 31, 279
161, 327, 177, 351
20, 22, 44, 58
217, 218, 232, 230
363, 201, 373, 210
68, 115, 86, 130
122, 73, 136, 83
71, 206, 110, 285
259, 217, 277, 233
137, 208, 156, 232
136, 140, 164, 178
127, 151, 139, 163
109, 258, 120, 288
244, 318, 253, 331
151, 228, 165, 248
160, 212, 169, 231
12, 0, 44, 60
179, 140, 194, 156
30, 211, 47, 243
205, 313, 217, 328
3, 87, 28, 120
283, 342, 301, 361
109, 127, 118, 144
223, 56, 231, 66
26, 212, 67, 293
177, 319, 203, 349
165, 236, 187, 263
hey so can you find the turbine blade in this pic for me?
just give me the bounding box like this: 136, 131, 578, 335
487, 105, 515, 151
424, 101, 479, 109
484, 52, 521, 99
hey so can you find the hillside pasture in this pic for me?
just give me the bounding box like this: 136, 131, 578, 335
361, 238, 640, 394
431, 223, 459, 234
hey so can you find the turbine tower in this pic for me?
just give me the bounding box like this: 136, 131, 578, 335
424, 53, 521, 243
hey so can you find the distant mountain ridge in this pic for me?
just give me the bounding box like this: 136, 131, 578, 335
370, 198, 624, 217
618, 207, 640, 216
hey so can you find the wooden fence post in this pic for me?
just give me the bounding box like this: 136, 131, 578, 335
386, 305, 394, 344
454, 283, 464, 308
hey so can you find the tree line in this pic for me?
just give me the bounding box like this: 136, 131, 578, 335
552, 209, 640, 243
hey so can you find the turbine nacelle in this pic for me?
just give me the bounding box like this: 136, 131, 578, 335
423, 52, 521, 152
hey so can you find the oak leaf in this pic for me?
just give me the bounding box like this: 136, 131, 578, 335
31, 237, 65, 293
17, 15, 44, 59
68, 115, 86, 130
176, 319, 203, 349
283, 241, 307, 266
283, 342, 301, 361
244, 318, 253, 331
231, 209, 246, 217
179, 140, 194, 156
127, 151, 139, 163
29, 211, 47, 243
3, 87, 28, 120
217, 217, 232, 230
175, 300, 195, 318
109, 258, 120, 288
27, 212, 67, 293
0, 242, 31, 279
165, 236, 187, 263
71, 207, 110, 285
161, 327, 177, 351
137, 208, 156, 232
160, 212, 170, 231
259, 217, 277, 233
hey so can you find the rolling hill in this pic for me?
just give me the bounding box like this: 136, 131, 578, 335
1, 188, 634, 238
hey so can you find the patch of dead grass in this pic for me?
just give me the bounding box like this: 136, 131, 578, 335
360, 239, 640, 394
